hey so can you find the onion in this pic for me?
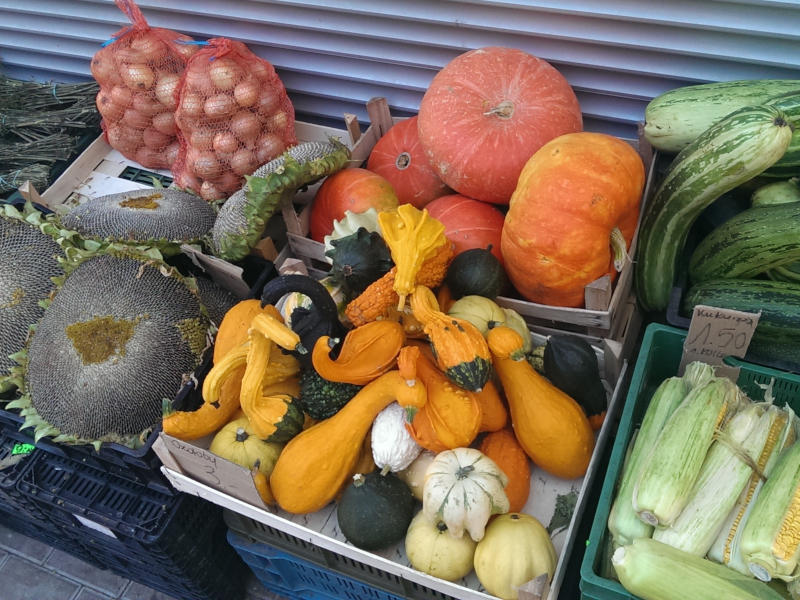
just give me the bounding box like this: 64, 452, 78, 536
204, 94, 237, 118
110, 85, 134, 108
200, 180, 225, 201
255, 133, 285, 164
133, 93, 163, 116
143, 127, 172, 150
230, 149, 259, 176
129, 35, 166, 64
90, 54, 118, 85
123, 108, 152, 130
175, 170, 201, 192
255, 89, 281, 116
189, 128, 216, 151
121, 63, 155, 91
264, 110, 289, 133
135, 146, 163, 168
233, 78, 260, 108
172, 34, 198, 61
193, 151, 223, 180
185, 68, 214, 94
249, 59, 274, 81
164, 141, 180, 167
213, 171, 243, 193
231, 110, 261, 144
154, 73, 181, 110
179, 91, 205, 118
106, 125, 140, 157
95, 91, 125, 121
208, 58, 243, 91
151, 111, 178, 135
213, 131, 239, 155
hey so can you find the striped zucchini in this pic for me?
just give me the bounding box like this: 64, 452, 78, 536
644, 79, 800, 153
635, 105, 793, 312
751, 180, 800, 207
688, 203, 800, 283
765, 92, 800, 171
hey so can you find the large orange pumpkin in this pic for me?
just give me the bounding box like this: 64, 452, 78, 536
417, 46, 582, 205
501, 132, 645, 308
425, 194, 505, 263
309, 168, 399, 242
367, 117, 450, 209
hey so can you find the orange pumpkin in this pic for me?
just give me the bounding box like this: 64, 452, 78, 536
310, 168, 399, 242
501, 132, 645, 307
425, 194, 506, 264
478, 428, 531, 513
366, 116, 450, 209
418, 46, 582, 205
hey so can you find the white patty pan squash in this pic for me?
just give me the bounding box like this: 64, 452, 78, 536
473, 512, 557, 600
405, 510, 477, 582
422, 447, 509, 542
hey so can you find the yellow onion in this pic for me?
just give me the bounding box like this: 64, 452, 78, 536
255, 133, 285, 164
133, 93, 163, 116
151, 111, 177, 135
208, 58, 243, 91
204, 93, 237, 118
154, 73, 181, 110
179, 91, 205, 118
121, 63, 155, 91
234, 78, 260, 108
231, 110, 261, 144
213, 131, 239, 155
264, 110, 289, 133
230, 148, 258, 176
142, 127, 172, 150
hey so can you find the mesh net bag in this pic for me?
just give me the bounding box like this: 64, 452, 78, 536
91, 0, 197, 170
172, 38, 297, 201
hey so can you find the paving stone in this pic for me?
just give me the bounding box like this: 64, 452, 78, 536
45, 549, 128, 597
121, 580, 181, 600
0, 555, 80, 600
75, 588, 114, 600
0, 523, 52, 564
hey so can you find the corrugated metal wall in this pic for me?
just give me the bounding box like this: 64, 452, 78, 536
1, 0, 799, 137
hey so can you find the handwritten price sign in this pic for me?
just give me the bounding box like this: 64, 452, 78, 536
679, 305, 761, 381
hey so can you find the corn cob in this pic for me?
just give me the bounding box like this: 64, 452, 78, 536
708, 405, 796, 575
632, 377, 740, 528
653, 402, 769, 556
682, 360, 717, 390
607, 376, 688, 547
612, 538, 786, 600
740, 436, 800, 582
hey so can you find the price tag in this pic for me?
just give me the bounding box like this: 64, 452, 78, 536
679, 305, 760, 381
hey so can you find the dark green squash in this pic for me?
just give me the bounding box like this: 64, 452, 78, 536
299, 367, 362, 420
337, 470, 415, 550
543, 334, 607, 430
325, 227, 393, 299
444, 246, 507, 300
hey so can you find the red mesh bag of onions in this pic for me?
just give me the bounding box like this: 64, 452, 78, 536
172, 38, 297, 201
91, 0, 198, 170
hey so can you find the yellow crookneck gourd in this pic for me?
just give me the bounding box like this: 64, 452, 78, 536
378, 204, 449, 309
269, 369, 427, 514
410, 285, 491, 392
311, 319, 406, 385
487, 326, 594, 480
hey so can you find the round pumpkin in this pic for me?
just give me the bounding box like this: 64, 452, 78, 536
366, 116, 451, 209
405, 511, 477, 582
444, 247, 507, 299
310, 168, 399, 242
418, 47, 582, 205
501, 132, 645, 307
425, 194, 505, 263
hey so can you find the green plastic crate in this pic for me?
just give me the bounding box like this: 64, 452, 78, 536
579, 323, 800, 600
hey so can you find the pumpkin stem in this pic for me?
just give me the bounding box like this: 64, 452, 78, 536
436, 521, 448, 532
380, 465, 391, 476
235, 427, 249, 443
352, 473, 365, 487
456, 464, 475, 480
483, 100, 514, 120
395, 152, 411, 170
610, 227, 630, 272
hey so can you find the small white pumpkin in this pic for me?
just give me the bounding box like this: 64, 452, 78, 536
405, 510, 477, 581
423, 447, 509, 542
447, 295, 507, 335
371, 402, 423, 474
398, 450, 437, 501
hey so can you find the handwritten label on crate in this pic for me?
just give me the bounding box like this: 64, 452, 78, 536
160, 434, 268, 510
679, 305, 760, 381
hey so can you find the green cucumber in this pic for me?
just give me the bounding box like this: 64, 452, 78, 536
644, 80, 800, 153
636, 105, 793, 312
751, 180, 800, 207
688, 203, 800, 282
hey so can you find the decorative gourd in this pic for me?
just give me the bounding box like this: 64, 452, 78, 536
473, 381, 508, 433
487, 326, 594, 479
447, 295, 507, 335
261, 344, 301, 389
214, 300, 282, 362
473, 513, 557, 600
269, 369, 427, 514
500, 308, 533, 354
311, 319, 406, 385
298, 367, 362, 420
325, 227, 394, 299
410, 285, 491, 392
405, 511, 477, 582
445, 247, 507, 300
423, 447, 510, 542
208, 416, 283, 478
345, 241, 454, 327
371, 402, 423, 475
543, 334, 607, 430
478, 429, 531, 513
407, 349, 482, 450
366, 116, 451, 209
418, 46, 582, 205
397, 449, 437, 502
425, 194, 505, 263
501, 132, 645, 307
378, 204, 449, 308
323, 207, 381, 256
337, 471, 416, 550
310, 167, 399, 242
